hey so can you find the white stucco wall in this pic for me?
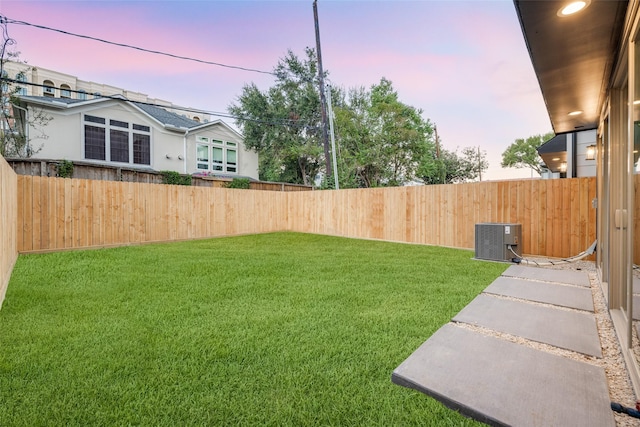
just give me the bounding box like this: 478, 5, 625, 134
25, 100, 258, 178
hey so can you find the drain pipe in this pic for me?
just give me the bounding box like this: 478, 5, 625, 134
183, 128, 190, 174
509, 240, 597, 266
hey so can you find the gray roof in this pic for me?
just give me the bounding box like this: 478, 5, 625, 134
132, 102, 201, 129
19, 95, 202, 130
20, 95, 85, 105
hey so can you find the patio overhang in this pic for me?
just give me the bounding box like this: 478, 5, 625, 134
513, 0, 628, 134
537, 133, 567, 173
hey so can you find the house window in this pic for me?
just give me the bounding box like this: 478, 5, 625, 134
60, 84, 72, 98
196, 139, 239, 173
83, 114, 151, 165
15, 73, 27, 96
77, 90, 87, 100
85, 125, 106, 160
227, 149, 237, 173
212, 146, 223, 171
110, 129, 129, 162
133, 134, 150, 165
43, 80, 55, 97
196, 144, 209, 170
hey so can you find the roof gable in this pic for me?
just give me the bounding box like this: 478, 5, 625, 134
18, 95, 204, 131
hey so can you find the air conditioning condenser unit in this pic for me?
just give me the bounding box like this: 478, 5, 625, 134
474, 223, 522, 262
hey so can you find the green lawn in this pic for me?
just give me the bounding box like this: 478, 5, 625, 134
0, 232, 506, 426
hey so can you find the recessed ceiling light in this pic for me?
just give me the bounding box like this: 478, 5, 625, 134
634, 100, 640, 105
552, 157, 560, 161
558, 1, 590, 17
568, 110, 583, 116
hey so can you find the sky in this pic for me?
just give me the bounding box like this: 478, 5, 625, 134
0, 0, 552, 181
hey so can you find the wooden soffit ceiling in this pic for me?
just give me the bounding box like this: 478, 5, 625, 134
514, 0, 628, 134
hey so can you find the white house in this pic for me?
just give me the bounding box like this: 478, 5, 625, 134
14, 95, 259, 179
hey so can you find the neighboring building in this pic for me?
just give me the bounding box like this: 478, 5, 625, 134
1, 61, 207, 122
537, 129, 597, 178
1, 61, 258, 179
13, 95, 259, 179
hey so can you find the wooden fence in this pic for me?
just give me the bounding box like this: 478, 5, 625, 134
17, 176, 287, 252
287, 178, 598, 259
17, 175, 602, 260
7, 158, 313, 192
0, 155, 18, 308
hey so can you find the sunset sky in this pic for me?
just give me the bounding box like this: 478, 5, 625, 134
0, 0, 552, 181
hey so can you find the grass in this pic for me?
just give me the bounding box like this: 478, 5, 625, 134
0, 232, 506, 426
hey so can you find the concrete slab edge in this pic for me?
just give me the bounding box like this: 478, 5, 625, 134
390, 372, 507, 427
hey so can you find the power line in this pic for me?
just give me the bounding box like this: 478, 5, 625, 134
1, 78, 322, 130
0, 15, 276, 76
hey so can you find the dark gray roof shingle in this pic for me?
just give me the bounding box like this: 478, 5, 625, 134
133, 102, 201, 129
19, 95, 202, 129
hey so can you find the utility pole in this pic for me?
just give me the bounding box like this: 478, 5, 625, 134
325, 85, 339, 189
313, 0, 332, 186
434, 125, 445, 184
478, 146, 482, 182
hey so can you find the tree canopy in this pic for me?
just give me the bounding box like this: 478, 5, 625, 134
228, 48, 324, 186
419, 146, 488, 184
501, 132, 554, 175
230, 48, 488, 188
332, 78, 434, 187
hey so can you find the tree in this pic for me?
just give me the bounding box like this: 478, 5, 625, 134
418, 146, 488, 184
501, 132, 554, 175
229, 48, 324, 186
230, 49, 437, 188
332, 78, 435, 187
0, 25, 50, 158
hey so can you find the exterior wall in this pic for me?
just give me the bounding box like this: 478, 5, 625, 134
564, 130, 597, 178
27, 105, 82, 160
25, 101, 258, 179
575, 129, 597, 177
27, 100, 180, 171
2, 61, 206, 122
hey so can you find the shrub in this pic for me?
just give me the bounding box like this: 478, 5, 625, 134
160, 171, 192, 186
57, 160, 74, 178
225, 178, 251, 189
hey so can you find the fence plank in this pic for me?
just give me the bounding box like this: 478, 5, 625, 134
13, 176, 610, 261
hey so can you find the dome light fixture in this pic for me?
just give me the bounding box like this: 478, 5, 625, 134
558, 1, 590, 17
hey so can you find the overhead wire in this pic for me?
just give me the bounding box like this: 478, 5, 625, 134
1, 78, 322, 130
0, 16, 323, 130
0, 15, 276, 76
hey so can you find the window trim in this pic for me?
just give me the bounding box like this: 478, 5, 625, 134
60, 85, 72, 99
82, 114, 152, 166
195, 138, 239, 174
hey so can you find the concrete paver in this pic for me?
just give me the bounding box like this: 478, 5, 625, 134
484, 275, 594, 311
502, 265, 590, 287
453, 293, 602, 357
392, 324, 615, 427
392, 264, 613, 425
